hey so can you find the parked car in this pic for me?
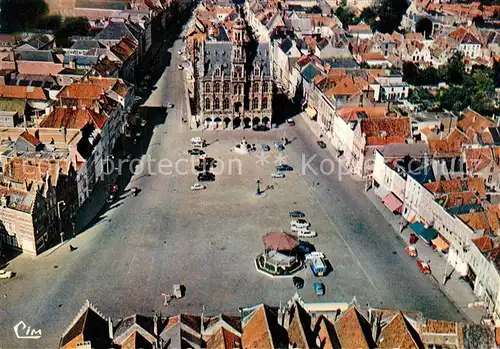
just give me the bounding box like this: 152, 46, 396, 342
177, 50, 183, 55
188, 149, 205, 155
291, 219, 310, 228
314, 282, 325, 296
253, 125, 269, 132
276, 164, 293, 172
134, 96, 143, 102
417, 259, 431, 274
287, 118, 295, 126
273, 141, 283, 149
271, 172, 285, 179
293, 276, 304, 289
191, 183, 206, 191
0, 270, 13, 279
195, 164, 211, 172
317, 140, 327, 149
177, 65, 184, 70
289, 211, 305, 218
198, 172, 215, 182
305, 252, 325, 260
262, 144, 270, 152
405, 245, 417, 257
296, 240, 315, 255
166, 103, 174, 109
296, 229, 317, 238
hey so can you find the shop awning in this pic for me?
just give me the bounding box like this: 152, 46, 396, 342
306, 106, 317, 118
382, 193, 403, 213
432, 235, 449, 252
409, 222, 438, 243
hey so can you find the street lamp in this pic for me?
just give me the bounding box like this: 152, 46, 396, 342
57, 201, 65, 243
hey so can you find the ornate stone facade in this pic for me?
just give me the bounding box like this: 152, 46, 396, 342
199, 17, 273, 129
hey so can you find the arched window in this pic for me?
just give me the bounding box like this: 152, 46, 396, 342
252, 98, 259, 109
223, 98, 230, 110
253, 83, 259, 93
233, 85, 238, 94
215, 68, 220, 76
205, 83, 211, 93
214, 83, 220, 93
205, 98, 211, 110
254, 66, 260, 76
214, 98, 220, 110
262, 97, 268, 110
237, 85, 242, 95
262, 82, 268, 92
223, 83, 229, 94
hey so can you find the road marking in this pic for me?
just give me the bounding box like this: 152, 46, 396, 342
286, 133, 379, 293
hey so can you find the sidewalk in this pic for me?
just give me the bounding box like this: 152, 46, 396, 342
299, 112, 486, 322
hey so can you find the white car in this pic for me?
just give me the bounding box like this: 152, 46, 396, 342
178, 50, 183, 55
134, 96, 142, 102
177, 65, 184, 70
291, 219, 310, 229
297, 230, 317, 238
191, 183, 206, 191
0, 270, 13, 279
305, 251, 325, 260
166, 103, 174, 109
271, 172, 285, 179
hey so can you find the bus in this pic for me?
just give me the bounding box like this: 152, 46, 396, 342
191, 137, 205, 148
310, 257, 327, 277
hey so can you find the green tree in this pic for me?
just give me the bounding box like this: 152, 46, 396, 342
359, 7, 378, 29
415, 18, 432, 38
38, 15, 62, 31
444, 52, 466, 84
416, 66, 439, 85
402, 62, 418, 84
335, 0, 360, 29
409, 87, 433, 106
55, 17, 90, 47
0, 0, 48, 33
373, 0, 409, 33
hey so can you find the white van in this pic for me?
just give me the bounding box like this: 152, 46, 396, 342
191, 137, 205, 148
291, 226, 317, 237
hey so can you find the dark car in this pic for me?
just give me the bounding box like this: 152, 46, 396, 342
296, 240, 315, 255
293, 276, 304, 289
195, 164, 210, 172
262, 144, 270, 152
188, 149, 205, 155
198, 172, 215, 181
253, 124, 269, 132
317, 140, 327, 149
289, 211, 306, 218
276, 164, 293, 172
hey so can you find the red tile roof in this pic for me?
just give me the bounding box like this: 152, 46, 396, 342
40, 106, 107, 129
0, 85, 47, 100
337, 107, 388, 122
472, 236, 494, 253
18, 131, 41, 147
360, 117, 411, 146
241, 305, 275, 349
206, 327, 241, 349
334, 307, 374, 349
464, 147, 495, 172
428, 129, 470, 156
379, 313, 424, 349
458, 110, 494, 135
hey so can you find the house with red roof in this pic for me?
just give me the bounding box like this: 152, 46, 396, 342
463, 145, 500, 190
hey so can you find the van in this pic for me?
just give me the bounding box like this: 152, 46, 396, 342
310, 257, 327, 277
191, 137, 205, 148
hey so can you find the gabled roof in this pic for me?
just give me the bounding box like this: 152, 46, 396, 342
428, 128, 470, 156
241, 304, 280, 349
337, 107, 387, 122
472, 236, 494, 253
334, 307, 375, 349
40, 107, 107, 130
69, 40, 104, 50
314, 315, 341, 349
59, 300, 109, 349
287, 301, 314, 349
110, 36, 137, 62
206, 327, 241, 349
378, 313, 424, 349
458, 110, 494, 135
464, 146, 496, 173
95, 20, 141, 42
18, 131, 41, 147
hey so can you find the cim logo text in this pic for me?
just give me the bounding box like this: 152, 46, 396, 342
13, 321, 42, 339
